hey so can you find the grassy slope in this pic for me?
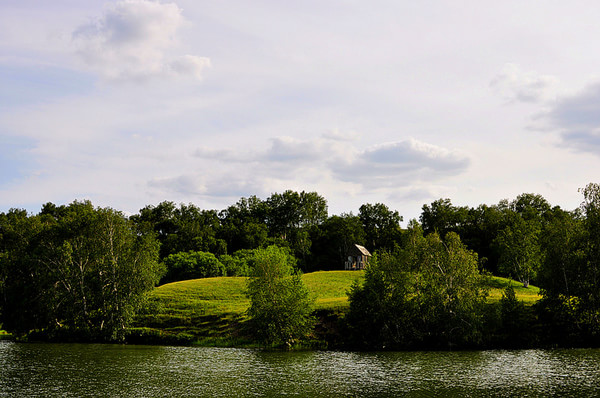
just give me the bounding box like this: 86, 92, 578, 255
485, 276, 541, 305
132, 271, 540, 345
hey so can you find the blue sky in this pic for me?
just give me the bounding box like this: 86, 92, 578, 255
2, 0, 600, 221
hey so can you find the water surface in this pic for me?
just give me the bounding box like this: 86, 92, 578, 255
1, 341, 599, 397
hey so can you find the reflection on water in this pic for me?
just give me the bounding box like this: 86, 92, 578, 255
1, 341, 600, 397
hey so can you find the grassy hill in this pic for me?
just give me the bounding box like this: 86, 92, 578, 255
130, 270, 540, 346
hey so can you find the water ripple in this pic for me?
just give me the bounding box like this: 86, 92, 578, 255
1, 341, 600, 397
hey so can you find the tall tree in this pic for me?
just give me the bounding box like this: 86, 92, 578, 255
265, 190, 327, 239
1, 202, 162, 341
494, 215, 542, 287
538, 207, 585, 297
420, 198, 468, 237
131, 201, 226, 259
413, 232, 487, 347
218, 196, 268, 253
347, 226, 486, 349
311, 213, 366, 270
358, 203, 402, 252
579, 183, 600, 321
246, 246, 314, 347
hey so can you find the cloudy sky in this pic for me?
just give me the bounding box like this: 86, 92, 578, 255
2, 0, 600, 221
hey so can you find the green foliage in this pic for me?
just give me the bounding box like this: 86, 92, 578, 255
346, 250, 416, 348
347, 230, 487, 349
218, 196, 268, 253
537, 183, 600, 343
162, 250, 225, 283
311, 213, 366, 270
538, 208, 585, 298
134, 270, 536, 347
0, 201, 162, 341
358, 203, 402, 252
131, 202, 226, 259
420, 198, 469, 238
494, 215, 542, 287
498, 282, 529, 345
413, 232, 488, 347
246, 246, 315, 347
218, 254, 250, 277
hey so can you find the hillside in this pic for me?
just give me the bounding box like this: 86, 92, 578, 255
130, 271, 540, 346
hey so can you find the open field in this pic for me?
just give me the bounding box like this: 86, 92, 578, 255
130, 271, 541, 346
485, 276, 541, 305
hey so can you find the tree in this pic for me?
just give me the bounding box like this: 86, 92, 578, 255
218, 252, 252, 277
511, 193, 551, 222
218, 196, 268, 253
538, 207, 585, 297
0, 201, 162, 341
162, 250, 225, 283
131, 202, 226, 259
420, 198, 469, 238
495, 215, 542, 287
310, 213, 366, 270
346, 227, 487, 349
346, 250, 416, 349
499, 282, 528, 345
246, 246, 314, 347
413, 232, 487, 347
459, 204, 506, 273
576, 183, 600, 331
264, 190, 328, 270
265, 191, 328, 239
535, 185, 600, 345
358, 203, 402, 252
0, 208, 49, 334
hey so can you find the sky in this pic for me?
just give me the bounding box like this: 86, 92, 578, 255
2, 0, 600, 222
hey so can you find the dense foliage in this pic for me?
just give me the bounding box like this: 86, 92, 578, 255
0, 201, 162, 341
346, 226, 487, 349
162, 250, 226, 283
2, 184, 600, 348
246, 246, 314, 347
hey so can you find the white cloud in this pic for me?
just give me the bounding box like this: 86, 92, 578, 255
490, 63, 559, 103
266, 136, 323, 162
72, 0, 210, 81
167, 55, 211, 79
537, 82, 600, 155
179, 135, 471, 201
364, 139, 468, 170
330, 139, 470, 188
322, 128, 360, 142
148, 175, 205, 196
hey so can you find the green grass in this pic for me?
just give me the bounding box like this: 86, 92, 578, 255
132, 271, 540, 346
303, 270, 364, 312
0, 330, 12, 340
132, 271, 364, 345
485, 276, 541, 305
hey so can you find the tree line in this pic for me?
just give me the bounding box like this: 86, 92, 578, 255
1, 184, 600, 347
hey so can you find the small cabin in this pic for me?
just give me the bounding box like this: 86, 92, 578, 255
344, 244, 372, 270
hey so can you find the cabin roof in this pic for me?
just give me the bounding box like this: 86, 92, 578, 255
353, 244, 371, 257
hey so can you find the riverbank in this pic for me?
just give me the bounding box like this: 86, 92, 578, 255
128, 271, 541, 348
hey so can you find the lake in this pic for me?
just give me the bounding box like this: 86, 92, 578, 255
1, 341, 600, 397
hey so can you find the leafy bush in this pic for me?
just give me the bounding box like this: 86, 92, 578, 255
162, 251, 226, 283
246, 246, 315, 347
219, 254, 251, 277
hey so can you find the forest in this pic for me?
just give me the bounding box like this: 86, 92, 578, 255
1, 184, 600, 348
